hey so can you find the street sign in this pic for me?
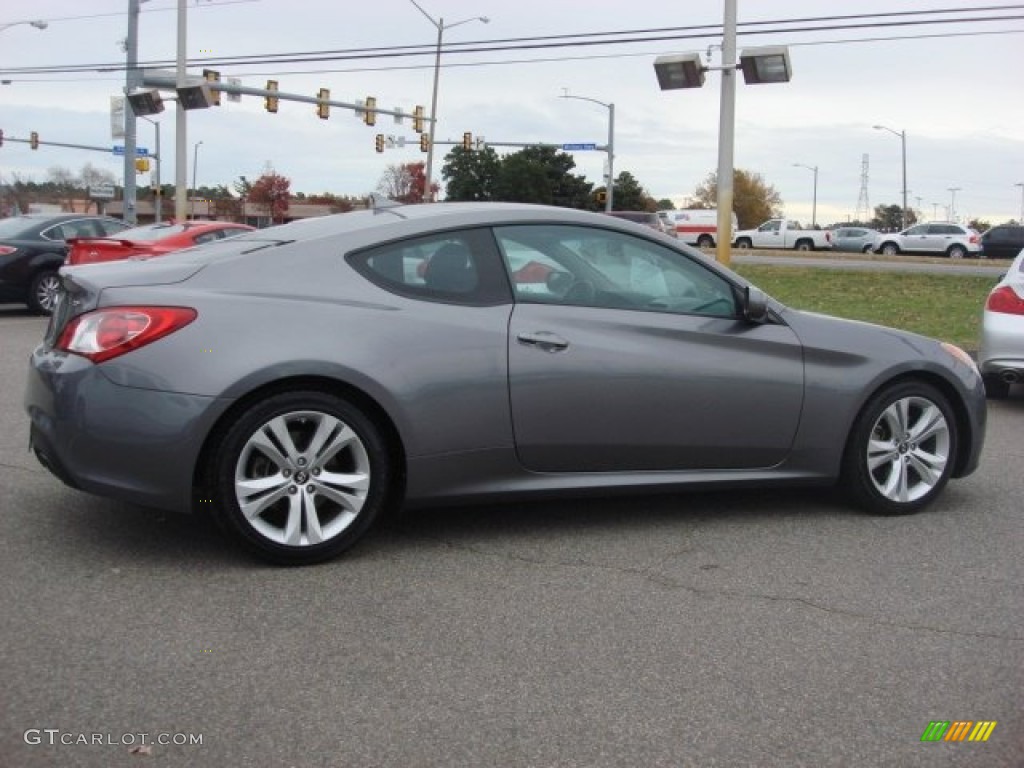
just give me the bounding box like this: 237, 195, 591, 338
112, 145, 149, 156
562, 143, 597, 151
227, 77, 242, 103
89, 184, 115, 200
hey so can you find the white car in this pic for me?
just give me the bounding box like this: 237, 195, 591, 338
873, 223, 981, 259
978, 248, 1024, 397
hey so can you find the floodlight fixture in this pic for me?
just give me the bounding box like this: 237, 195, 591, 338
126, 88, 165, 116
176, 83, 214, 111
739, 46, 792, 84
653, 53, 706, 90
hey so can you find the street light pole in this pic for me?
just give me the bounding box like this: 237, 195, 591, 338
792, 163, 818, 227
1015, 182, 1024, 224
873, 125, 907, 229
138, 116, 162, 223
715, 0, 738, 267
561, 91, 615, 212
408, 1, 488, 202
948, 187, 961, 223
191, 140, 203, 219
123, 0, 141, 225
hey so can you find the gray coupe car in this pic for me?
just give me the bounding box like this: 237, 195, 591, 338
25, 202, 987, 564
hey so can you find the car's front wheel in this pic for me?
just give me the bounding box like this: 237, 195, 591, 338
841, 381, 957, 515
28, 270, 61, 315
880, 242, 900, 256
697, 235, 714, 248
210, 391, 395, 565
734, 238, 752, 249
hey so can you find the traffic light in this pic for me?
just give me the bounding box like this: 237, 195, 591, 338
364, 97, 377, 126
375, 134, 384, 153
317, 88, 330, 119
412, 105, 425, 133
203, 69, 221, 106
462, 132, 472, 150
135, 158, 150, 173
30, 131, 39, 150
265, 80, 279, 113
596, 190, 607, 204
419, 133, 429, 153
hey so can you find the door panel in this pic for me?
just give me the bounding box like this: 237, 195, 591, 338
508, 303, 805, 472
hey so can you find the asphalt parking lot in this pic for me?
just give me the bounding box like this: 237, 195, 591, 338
1, 306, 1021, 768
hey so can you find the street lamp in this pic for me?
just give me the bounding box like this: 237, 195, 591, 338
948, 187, 961, 223
872, 125, 907, 229
792, 163, 819, 228
408, 0, 489, 202
0, 20, 48, 32
191, 140, 203, 219
1015, 182, 1024, 224
561, 90, 615, 212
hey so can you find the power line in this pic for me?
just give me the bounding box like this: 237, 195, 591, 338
2, 8, 1022, 77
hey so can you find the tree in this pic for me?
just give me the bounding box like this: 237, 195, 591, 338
968, 218, 991, 233
693, 169, 783, 228
46, 166, 80, 211
611, 171, 654, 211
378, 161, 434, 204
491, 146, 593, 208
871, 204, 914, 231
248, 168, 291, 224
441, 145, 502, 201
656, 198, 675, 211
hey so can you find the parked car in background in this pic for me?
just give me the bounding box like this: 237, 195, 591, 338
831, 227, 880, 253
979, 224, 1024, 261
0, 213, 130, 313
604, 211, 675, 237
978, 248, 1024, 398
732, 219, 832, 251
660, 209, 736, 248
872, 223, 981, 259
26, 202, 985, 565
66, 221, 254, 266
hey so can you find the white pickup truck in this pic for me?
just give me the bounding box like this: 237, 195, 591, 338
732, 219, 832, 251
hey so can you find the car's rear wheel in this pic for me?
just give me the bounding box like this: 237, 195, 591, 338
28, 270, 61, 315
880, 242, 900, 256
734, 238, 752, 249
697, 235, 714, 248
794, 239, 813, 251
841, 381, 956, 515
946, 244, 967, 259
210, 391, 394, 565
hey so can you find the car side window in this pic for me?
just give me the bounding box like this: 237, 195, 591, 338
493, 224, 737, 318
349, 228, 511, 306
98, 219, 130, 237
193, 231, 221, 245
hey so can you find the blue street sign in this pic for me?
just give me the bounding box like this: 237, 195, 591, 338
562, 143, 597, 151
112, 145, 149, 156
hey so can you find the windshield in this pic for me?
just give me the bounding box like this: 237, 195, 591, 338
0, 217, 38, 238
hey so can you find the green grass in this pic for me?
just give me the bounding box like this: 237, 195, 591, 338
731, 265, 996, 351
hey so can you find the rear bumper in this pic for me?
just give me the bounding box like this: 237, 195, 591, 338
24, 345, 224, 513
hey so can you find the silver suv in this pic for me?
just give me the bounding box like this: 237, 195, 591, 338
873, 223, 981, 259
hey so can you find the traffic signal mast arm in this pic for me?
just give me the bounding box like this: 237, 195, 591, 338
0, 133, 156, 156
140, 72, 425, 123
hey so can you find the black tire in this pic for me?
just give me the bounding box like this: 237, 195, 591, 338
862, 244, 874, 253
880, 242, 900, 256
841, 380, 957, 516
28, 270, 61, 315
794, 239, 813, 252
734, 238, 752, 249
946, 244, 967, 259
209, 390, 395, 565
697, 235, 714, 249
982, 373, 1010, 400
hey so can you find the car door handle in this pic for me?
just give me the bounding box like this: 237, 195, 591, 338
517, 331, 569, 352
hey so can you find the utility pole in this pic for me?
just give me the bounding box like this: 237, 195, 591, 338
123, 0, 141, 224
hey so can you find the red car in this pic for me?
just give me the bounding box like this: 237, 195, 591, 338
65, 221, 254, 266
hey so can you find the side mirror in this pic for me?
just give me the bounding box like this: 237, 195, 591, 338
742, 286, 769, 323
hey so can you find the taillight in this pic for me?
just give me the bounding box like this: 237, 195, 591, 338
0, 245, 17, 256
986, 286, 1024, 316
56, 306, 197, 363
970, 234, 979, 244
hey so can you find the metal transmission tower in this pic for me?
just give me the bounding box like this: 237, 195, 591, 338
854, 153, 870, 223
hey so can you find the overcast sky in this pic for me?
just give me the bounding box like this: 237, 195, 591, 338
2, 0, 1023, 225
